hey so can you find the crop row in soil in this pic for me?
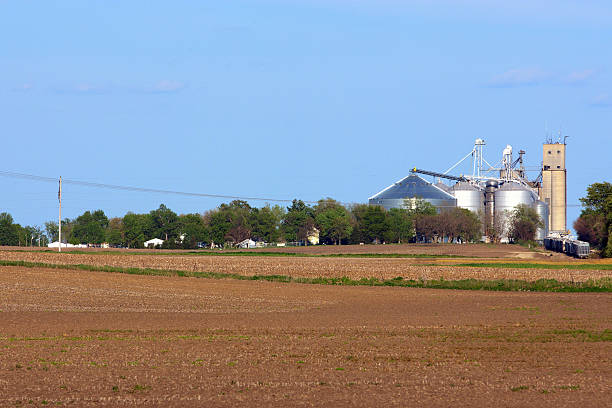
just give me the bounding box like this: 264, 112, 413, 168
0, 250, 610, 283
1, 243, 581, 261
1, 266, 611, 407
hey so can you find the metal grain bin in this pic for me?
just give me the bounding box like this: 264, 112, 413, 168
534, 200, 549, 242
494, 182, 538, 241
369, 174, 457, 211
435, 181, 451, 193
451, 182, 484, 214
485, 180, 498, 237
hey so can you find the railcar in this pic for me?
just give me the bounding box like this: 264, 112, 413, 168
544, 236, 590, 259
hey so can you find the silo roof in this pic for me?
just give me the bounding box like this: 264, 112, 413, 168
498, 181, 532, 191
451, 181, 480, 191
369, 174, 456, 201
435, 182, 451, 192
496, 181, 538, 201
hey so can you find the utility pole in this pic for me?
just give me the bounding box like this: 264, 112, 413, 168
58, 176, 62, 253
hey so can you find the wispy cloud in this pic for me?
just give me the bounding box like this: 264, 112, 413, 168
129, 80, 187, 94
590, 93, 611, 107
562, 69, 596, 84
488, 68, 550, 87
51, 83, 109, 94
38, 80, 186, 95
11, 83, 33, 92
74, 83, 104, 93
307, 0, 612, 24
488, 68, 599, 88
151, 80, 185, 93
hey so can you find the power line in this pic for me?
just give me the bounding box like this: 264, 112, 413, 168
0, 170, 320, 204
0, 169, 586, 208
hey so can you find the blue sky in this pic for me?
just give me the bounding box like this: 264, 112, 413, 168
1, 0, 611, 230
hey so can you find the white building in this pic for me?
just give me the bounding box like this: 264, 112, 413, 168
47, 242, 87, 248
144, 238, 164, 248
238, 239, 256, 249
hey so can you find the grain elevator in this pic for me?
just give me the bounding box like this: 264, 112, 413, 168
368, 137, 569, 242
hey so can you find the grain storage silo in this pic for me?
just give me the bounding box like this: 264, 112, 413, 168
435, 181, 451, 193
534, 200, 549, 241
541, 142, 566, 233
451, 182, 484, 215
484, 180, 498, 237
369, 174, 456, 211
494, 182, 538, 241
494, 182, 537, 213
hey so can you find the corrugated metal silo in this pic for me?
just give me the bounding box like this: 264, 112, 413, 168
494, 182, 538, 241
485, 180, 498, 237
451, 182, 484, 214
534, 200, 549, 241
368, 174, 457, 211
494, 182, 537, 213
435, 181, 451, 193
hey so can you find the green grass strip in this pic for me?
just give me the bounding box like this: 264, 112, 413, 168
1, 260, 611, 292
446, 262, 612, 271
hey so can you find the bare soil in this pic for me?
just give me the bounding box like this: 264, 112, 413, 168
0, 243, 578, 261
0, 250, 609, 282
244, 243, 564, 259
1, 265, 611, 407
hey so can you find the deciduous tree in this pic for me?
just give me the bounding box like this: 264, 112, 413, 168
45, 221, 59, 242
106, 217, 124, 247
72, 210, 109, 244
282, 199, 315, 244
358, 205, 389, 244
122, 213, 153, 248
0, 212, 18, 246
574, 213, 606, 248
250, 205, 283, 243
508, 204, 543, 242
150, 204, 179, 241
577, 182, 612, 256
385, 208, 413, 243
314, 198, 352, 245
178, 213, 209, 249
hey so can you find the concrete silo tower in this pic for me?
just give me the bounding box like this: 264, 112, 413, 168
540, 142, 566, 233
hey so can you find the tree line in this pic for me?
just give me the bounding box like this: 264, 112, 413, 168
0, 198, 487, 249
5, 182, 608, 252
573, 182, 612, 257
0, 213, 47, 247
8, 179, 594, 250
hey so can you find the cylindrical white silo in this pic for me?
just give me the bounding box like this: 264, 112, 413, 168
494, 182, 538, 241
451, 182, 484, 215
534, 200, 549, 241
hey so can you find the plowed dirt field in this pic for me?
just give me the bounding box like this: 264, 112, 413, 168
0, 243, 578, 260
0, 250, 610, 282
1, 263, 611, 407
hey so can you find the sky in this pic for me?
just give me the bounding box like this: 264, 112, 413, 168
1, 0, 611, 231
